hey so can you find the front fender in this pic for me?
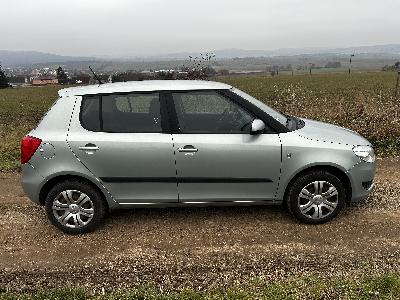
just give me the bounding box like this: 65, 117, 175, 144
276, 132, 360, 200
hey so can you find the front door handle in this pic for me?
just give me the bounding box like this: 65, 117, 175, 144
177, 145, 198, 153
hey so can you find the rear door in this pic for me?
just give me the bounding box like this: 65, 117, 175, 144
169, 90, 282, 203
67, 92, 178, 204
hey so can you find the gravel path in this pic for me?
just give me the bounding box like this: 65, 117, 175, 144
1, 157, 400, 291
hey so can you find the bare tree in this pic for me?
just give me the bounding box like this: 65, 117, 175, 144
182, 52, 216, 80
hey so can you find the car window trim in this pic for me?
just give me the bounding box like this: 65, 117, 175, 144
164, 89, 284, 134
79, 88, 289, 134
99, 94, 104, 130
80, 91, 171, 134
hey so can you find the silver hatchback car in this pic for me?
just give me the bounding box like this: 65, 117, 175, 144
21, 80, 375, 234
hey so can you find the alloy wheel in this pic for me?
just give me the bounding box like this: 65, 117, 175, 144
297, 181, 339, 220
52, 190, 94, 228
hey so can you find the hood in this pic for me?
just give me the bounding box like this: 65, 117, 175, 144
296, 118, 371, 146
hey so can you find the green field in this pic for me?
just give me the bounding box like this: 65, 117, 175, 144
0, 72, 399, 171
220, 72, 400, 156
1, 273, 400, 299
0, 85, 60, 171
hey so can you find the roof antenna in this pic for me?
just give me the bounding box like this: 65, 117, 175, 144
89, 66, 103, 85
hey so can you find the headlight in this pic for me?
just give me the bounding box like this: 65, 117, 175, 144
352, 145, 375, 163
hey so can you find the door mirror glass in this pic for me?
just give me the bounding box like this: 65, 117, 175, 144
250, 119, 265, 135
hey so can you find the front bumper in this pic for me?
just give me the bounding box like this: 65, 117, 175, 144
347, 160, 376, 202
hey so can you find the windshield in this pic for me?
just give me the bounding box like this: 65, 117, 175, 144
231, 88, 287, 126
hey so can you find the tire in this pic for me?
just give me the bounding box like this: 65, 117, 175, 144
45, 180, 107, 234
285, 170, 346, 224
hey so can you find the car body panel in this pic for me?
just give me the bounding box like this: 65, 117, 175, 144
21, 163, 44, 204
296, 118, 372, 146
276, 131, 363, 200
66, 96, 178, 204
21, 96, 118, 208
173, 133, 281, 202
347, 159, 376, 201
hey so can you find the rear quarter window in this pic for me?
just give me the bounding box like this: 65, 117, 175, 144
80, 95, 101, 131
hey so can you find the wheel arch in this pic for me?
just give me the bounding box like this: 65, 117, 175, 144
38, 174, 112, 209
283, 164, 352, 204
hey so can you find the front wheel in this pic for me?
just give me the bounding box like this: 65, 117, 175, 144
286, 170, 346, 224
45, 180, 107, 234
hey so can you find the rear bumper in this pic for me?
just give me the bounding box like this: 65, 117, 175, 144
347, 160, 376, 202
21, 163, 45, 204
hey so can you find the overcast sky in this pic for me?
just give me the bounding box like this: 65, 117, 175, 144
1, 0, 399, 57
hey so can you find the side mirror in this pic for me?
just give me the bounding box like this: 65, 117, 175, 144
250, 119, 265, 135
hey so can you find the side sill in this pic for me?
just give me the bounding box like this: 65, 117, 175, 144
114, 200, 281, 208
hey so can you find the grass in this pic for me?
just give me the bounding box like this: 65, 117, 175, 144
0, 85, 60, 171
0, 72, 399, 171
220, 72, 400, 156
1, 273, 400, 299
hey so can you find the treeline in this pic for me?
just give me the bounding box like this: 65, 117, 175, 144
0, 65, 11, 88
382, 62, 400, 71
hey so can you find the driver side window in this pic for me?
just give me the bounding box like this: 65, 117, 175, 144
172, 91, 254, 133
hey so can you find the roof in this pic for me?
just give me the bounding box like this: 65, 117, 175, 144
58, 80, 232, 97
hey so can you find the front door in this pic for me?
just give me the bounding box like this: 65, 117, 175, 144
169, 90, 281, 202
67, 92, 178, 204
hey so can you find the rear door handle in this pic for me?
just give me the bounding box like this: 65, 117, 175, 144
79, 144, 99, 154
178, 145, 198, 153
79, 146, 99, 151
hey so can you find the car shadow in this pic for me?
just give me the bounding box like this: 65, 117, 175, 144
104, 204, 295, 227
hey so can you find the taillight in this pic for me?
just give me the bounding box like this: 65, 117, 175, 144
21, 136, 42, 164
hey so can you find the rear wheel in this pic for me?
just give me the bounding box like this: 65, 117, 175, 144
286, 170, 346, 224
45, 180, 107, 234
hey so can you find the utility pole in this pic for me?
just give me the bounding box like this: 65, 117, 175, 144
349, 54, 355, 75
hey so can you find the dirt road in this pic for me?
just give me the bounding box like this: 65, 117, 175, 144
1, 158, 400, 291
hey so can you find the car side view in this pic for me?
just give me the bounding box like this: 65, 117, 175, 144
21, 80, 375, 234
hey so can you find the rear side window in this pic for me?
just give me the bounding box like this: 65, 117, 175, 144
80, 95, 100, 131
80, 92, 162, 133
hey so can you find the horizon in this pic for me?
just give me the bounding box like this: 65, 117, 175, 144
2, 42, 400, 61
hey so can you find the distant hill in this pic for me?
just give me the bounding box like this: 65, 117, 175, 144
217, 44, 400, 58
151, 44, 400, 60
1, 44, 399, 67
0, 50, 96, 66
